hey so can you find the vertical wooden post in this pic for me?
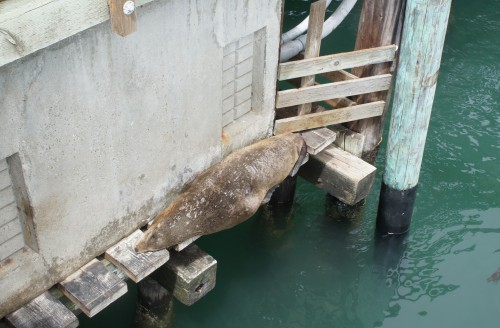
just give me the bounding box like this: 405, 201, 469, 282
136, 277, 174, 328
346, 0, 407, 158
377, 0, 452, 234
297, 0, 327, 116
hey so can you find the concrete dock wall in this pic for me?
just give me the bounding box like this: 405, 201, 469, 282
0, 0, 281, 317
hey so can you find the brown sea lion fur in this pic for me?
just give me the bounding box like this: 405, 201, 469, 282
134, 133, 305, 253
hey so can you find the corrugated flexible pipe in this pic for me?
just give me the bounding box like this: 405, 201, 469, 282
280, 0, 358, 62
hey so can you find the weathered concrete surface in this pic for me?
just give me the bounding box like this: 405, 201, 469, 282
0, 0, 281, 317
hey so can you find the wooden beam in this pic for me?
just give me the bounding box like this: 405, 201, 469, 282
58, 259, 127, 317
174, 235, 200, 252
297, 0, 326, 116
0, 0, 155, 68
5, 292, 79, 328
300, 144, 376, 205
108, 0, 137, 37
104, 230, 170, 282
330, 125, 365, 157
286, 78, 357, 108
274, 101, 385, 134
152, 244, 217, 306
276, 74, 391, 108
321, 69, 358, 82
300, 128, 336, 155
278, 45, 397, 81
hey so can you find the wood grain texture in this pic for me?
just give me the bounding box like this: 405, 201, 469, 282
58, 259, 127, 317
174, 235, 200, 252
297, 0, 326, 116
330, 125, 365, 157
384, 0, 452, 189
276, 74, 392, 108
300, 128, 336, 155
0, 0, 154, 67
152, 244, 217, 306
105, 230, 170, 282
5, 292, 79, 328
300, 144, 376, 205
321, 69, 358, 82
278, 45, 397, 80
108, 0, 137, 37
274, 101, 385, 134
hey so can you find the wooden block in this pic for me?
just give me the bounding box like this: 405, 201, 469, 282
108, 0, 137, 37
276, 74, 392, 108
5, 291, 78, 328
174, 235, 200, 252
300, 128, 336, 155
278, 45, 397, 80
153, 244, 217, 306
330, 125, 365, 157
300, 144, 376, 205
297, 0, 326, 116
58, 259, 127, 317
274, 101, 385, 134
105, 230, 170, 282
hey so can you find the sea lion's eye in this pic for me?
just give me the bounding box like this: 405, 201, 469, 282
151, 233, 157, 240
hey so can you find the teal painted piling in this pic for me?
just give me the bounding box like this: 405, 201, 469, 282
377, 0, 453, 234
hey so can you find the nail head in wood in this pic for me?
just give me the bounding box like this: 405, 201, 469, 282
108, 0, 137, 37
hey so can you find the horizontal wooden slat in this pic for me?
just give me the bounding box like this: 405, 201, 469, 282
0, 186, 16, 208
276, 74, 391, 108
0, 0, 155, 68
0, 218, 22, 244
278, 45, 397, 80
0, 233, 24, 260
274, 101, 385, 134
0, 202, 18, 227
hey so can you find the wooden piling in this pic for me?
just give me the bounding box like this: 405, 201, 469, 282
136, 277, 174, 328
377, 0, 452, 234
345, 0, 407, 157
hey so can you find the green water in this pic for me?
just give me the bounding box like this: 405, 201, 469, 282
80, 0, 499, 327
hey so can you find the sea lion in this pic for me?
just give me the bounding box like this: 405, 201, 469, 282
134, 132, 306, 253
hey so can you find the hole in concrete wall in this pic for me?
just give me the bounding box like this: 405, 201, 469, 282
0, 154, 38, 262
221, 27, 267, 127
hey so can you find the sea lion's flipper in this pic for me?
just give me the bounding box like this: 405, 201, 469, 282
262, 185, 279, 204
290, 142, 308, 177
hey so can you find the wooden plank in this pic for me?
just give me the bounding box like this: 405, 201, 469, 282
5, 292, 78, 328
108, 0, 137, 37
174, 235, 200, 252
278, 45, 397, 80
321, 69, 358, 82
274, 101, 385, 134
300, 128, 336, 155
58, 259, 127, 317
330, 125, 365, 157
300, 144, 376, 205
152, 244, 217, 306
276, 74, 392, 108
104, 230, 170, 282
297, 0, 326, 116
0, 0, 155, 68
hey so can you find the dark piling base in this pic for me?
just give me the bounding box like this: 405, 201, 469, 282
376, 183, 417, 235
136, 277, 173, 328
269, 175, 297, 205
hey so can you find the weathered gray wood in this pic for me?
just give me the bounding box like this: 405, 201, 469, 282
297, 0, 326, 116
108, 0, 137, 37
5, 292, 78, 328
300, 128, 336, 155
276, 74, 391, 108
330, 125, 365, 157
300, 144, 376, 205
278, 45, 397, 80
0, 233, 24, 260
0, 0, 156, 68
174, 235, 200, 252
0, 202, 18, 227
346, 0, 406, 155
105, 230, 170, 282
274, 101, 385, 134
0, 186, 15, 208
321, 69, 358, 82
152, 244, 217, 306
0, 218, 22, 244
136, 277, 174, 328
286, 78, 357, 109
58, 259, 127, 317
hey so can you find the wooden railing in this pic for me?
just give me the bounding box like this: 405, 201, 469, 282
274, 45, 398, 135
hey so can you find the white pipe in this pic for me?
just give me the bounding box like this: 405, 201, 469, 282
281, 0, 333, 44
280, 0, 358, 62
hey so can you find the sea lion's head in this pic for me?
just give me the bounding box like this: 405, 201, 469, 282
134, 221, 175, 253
